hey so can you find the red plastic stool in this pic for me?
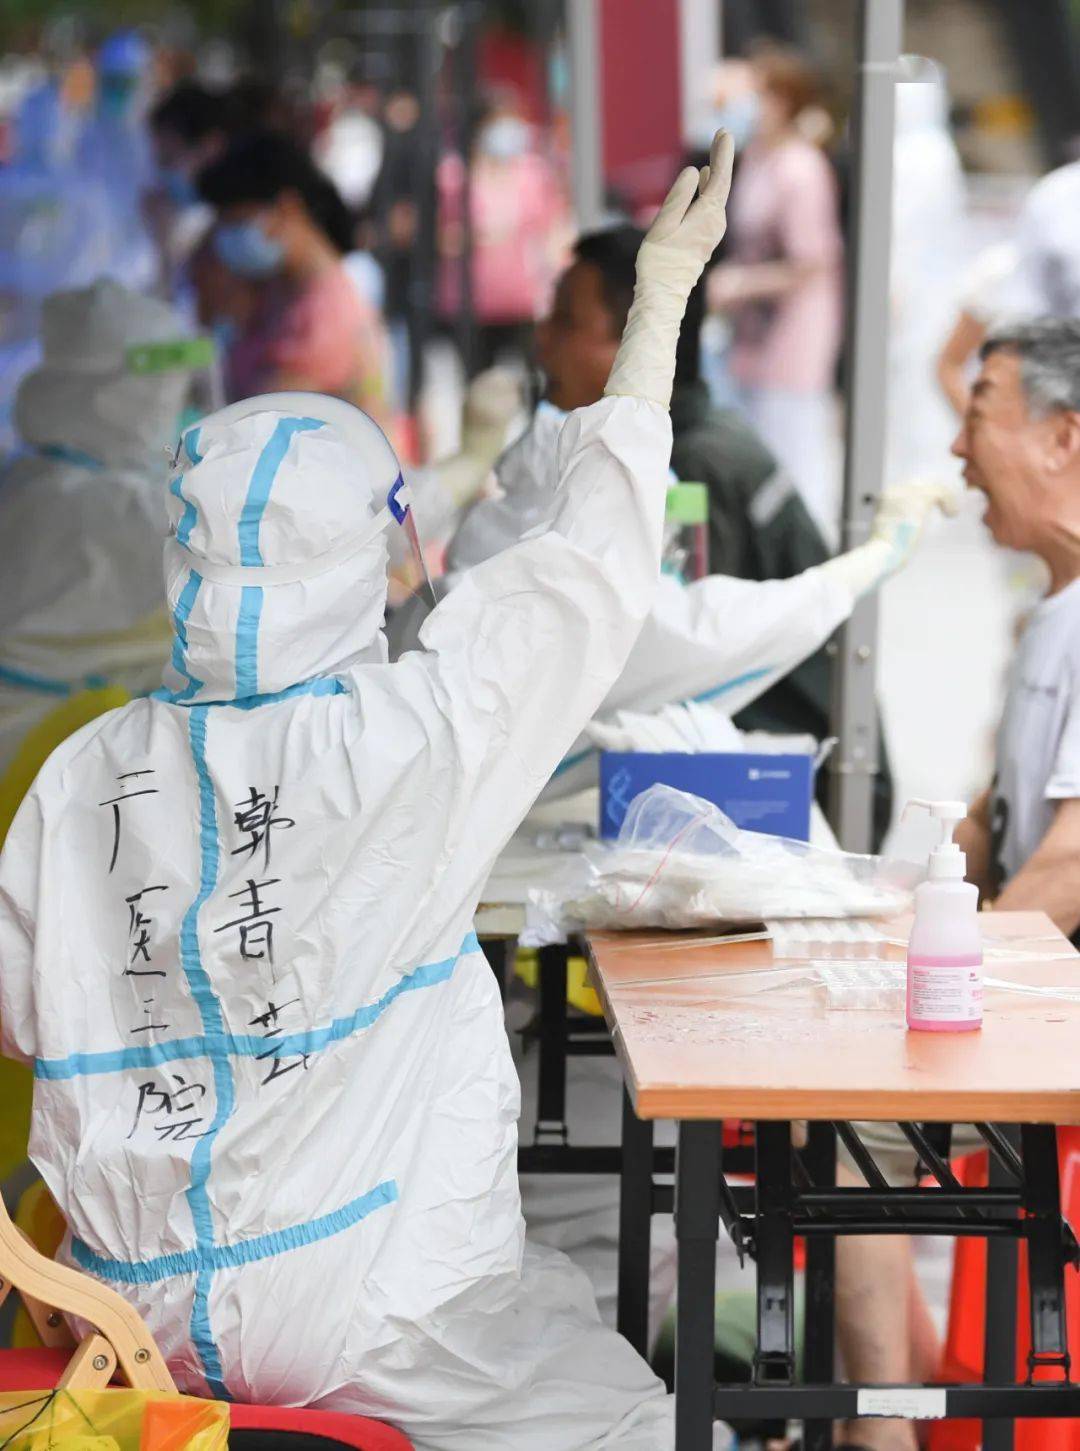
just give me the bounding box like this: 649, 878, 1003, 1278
0, 1348, 414, 1450
929, 1132, 1080, 1451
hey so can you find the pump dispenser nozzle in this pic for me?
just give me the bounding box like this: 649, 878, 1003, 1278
902, 799, 968, 880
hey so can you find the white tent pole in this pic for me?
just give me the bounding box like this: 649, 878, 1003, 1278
566, 0, 604, 231
828, 0, 903, 851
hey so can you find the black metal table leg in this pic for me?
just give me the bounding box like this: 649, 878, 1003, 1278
984, 1125, 1020, 1451
802, 1122, 837, 1451
617, 1087, 654, 1356
1020, 1126, 1070, 1378
675, 1121, 722, 1451
536, 943, 569, 1143
755, 1120, 797, 1386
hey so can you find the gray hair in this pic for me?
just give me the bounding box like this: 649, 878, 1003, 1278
981, 318, 1080, 416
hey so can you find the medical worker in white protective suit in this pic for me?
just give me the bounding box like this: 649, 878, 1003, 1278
0, 280, 202, 780
0, 136, 739, 1449
0, 82, 114, 452
75, 32, 157, 294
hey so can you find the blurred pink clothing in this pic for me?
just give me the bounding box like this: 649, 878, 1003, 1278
727, 136, 843, 394
437, 151, 567, 323
227, 264, 388, 407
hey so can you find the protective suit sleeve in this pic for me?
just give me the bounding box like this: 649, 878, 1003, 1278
598, 560, 855, 725
404, 393, 671, 858
816, 476, 960, 600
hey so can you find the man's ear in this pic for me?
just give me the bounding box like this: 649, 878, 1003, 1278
1045, 409, 1080, 474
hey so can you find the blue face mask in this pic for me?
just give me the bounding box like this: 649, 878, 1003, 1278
211, 316, 239, 354
160, 165, 198, 209
99, 74, 138, 120
698, 92, 761, 152
479, 118, 530, 161
214, 219, 285, 279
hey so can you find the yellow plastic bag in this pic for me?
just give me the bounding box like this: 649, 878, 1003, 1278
0, 1388, 228, 1451
514, 948, 604, 1017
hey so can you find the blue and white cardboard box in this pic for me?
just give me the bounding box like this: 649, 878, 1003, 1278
598, 751, 814, 841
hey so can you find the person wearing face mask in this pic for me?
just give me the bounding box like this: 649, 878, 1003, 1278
436, 93, 571, 370
145, 82, 239, 306
197, 131, 393, 427
0, 80, 114, 453
75, 31, 158, 294
706, 43, 844, 542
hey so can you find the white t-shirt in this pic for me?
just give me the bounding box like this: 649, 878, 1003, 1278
991, 578, 1080, 892
999, 161, 1080, 319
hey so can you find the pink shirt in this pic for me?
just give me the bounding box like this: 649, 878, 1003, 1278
727, 137, 844, 394
227, 264, 388, 409
436, 152, 568, 323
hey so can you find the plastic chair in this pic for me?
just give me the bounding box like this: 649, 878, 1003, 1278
928, 1131, 1080, 1451
0, 1190, 413, 1449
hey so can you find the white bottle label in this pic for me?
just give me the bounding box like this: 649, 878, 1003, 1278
909, 962, 983, 1022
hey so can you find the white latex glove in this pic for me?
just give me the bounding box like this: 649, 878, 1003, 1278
434, 367, 524, 507
822, 477, 962, 600
604, 129, 735, 409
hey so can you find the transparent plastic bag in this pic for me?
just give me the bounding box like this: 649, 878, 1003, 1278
523, 784, 918, 944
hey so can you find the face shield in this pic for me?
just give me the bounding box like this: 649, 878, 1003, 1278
125, 334, 224, 439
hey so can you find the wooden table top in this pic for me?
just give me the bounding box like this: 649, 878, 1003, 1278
586, 912, 1080, 1123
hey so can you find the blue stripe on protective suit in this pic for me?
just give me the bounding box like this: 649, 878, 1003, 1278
179, 704, 232, 1396
170, 428, 203, 546
34, 932, 474, 1081
692, 666, 772, 706
233, 417, 324, 699
228, 933, 479, 1059
70, 1180, 398, 1285
152, 569, 204, 705
184, 427, 204, 467
238, 417, 324, 567
0, 665, 110, 697
35, 1035, 214, 1082
39, 444, 105, 471
170, 475, 198, 547
227, 678, 346, 711
234, 587, 263, 698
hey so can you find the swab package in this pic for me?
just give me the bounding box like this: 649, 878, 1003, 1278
524, 784, 918, 944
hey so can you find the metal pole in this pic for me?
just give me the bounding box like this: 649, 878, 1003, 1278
827, 0, 903, 852
567, 0, 604, 230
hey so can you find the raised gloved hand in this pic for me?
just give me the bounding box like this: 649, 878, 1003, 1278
604, 129, 735, 409
823, 477, 962, 600
434, 366, 524, 508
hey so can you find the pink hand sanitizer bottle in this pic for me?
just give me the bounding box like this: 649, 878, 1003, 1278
904, 800, 983, 1032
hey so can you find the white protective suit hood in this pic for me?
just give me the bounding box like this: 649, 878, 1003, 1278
161, 393, 404, 704
0, 282, 208, 778
14, 281, 194, 473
